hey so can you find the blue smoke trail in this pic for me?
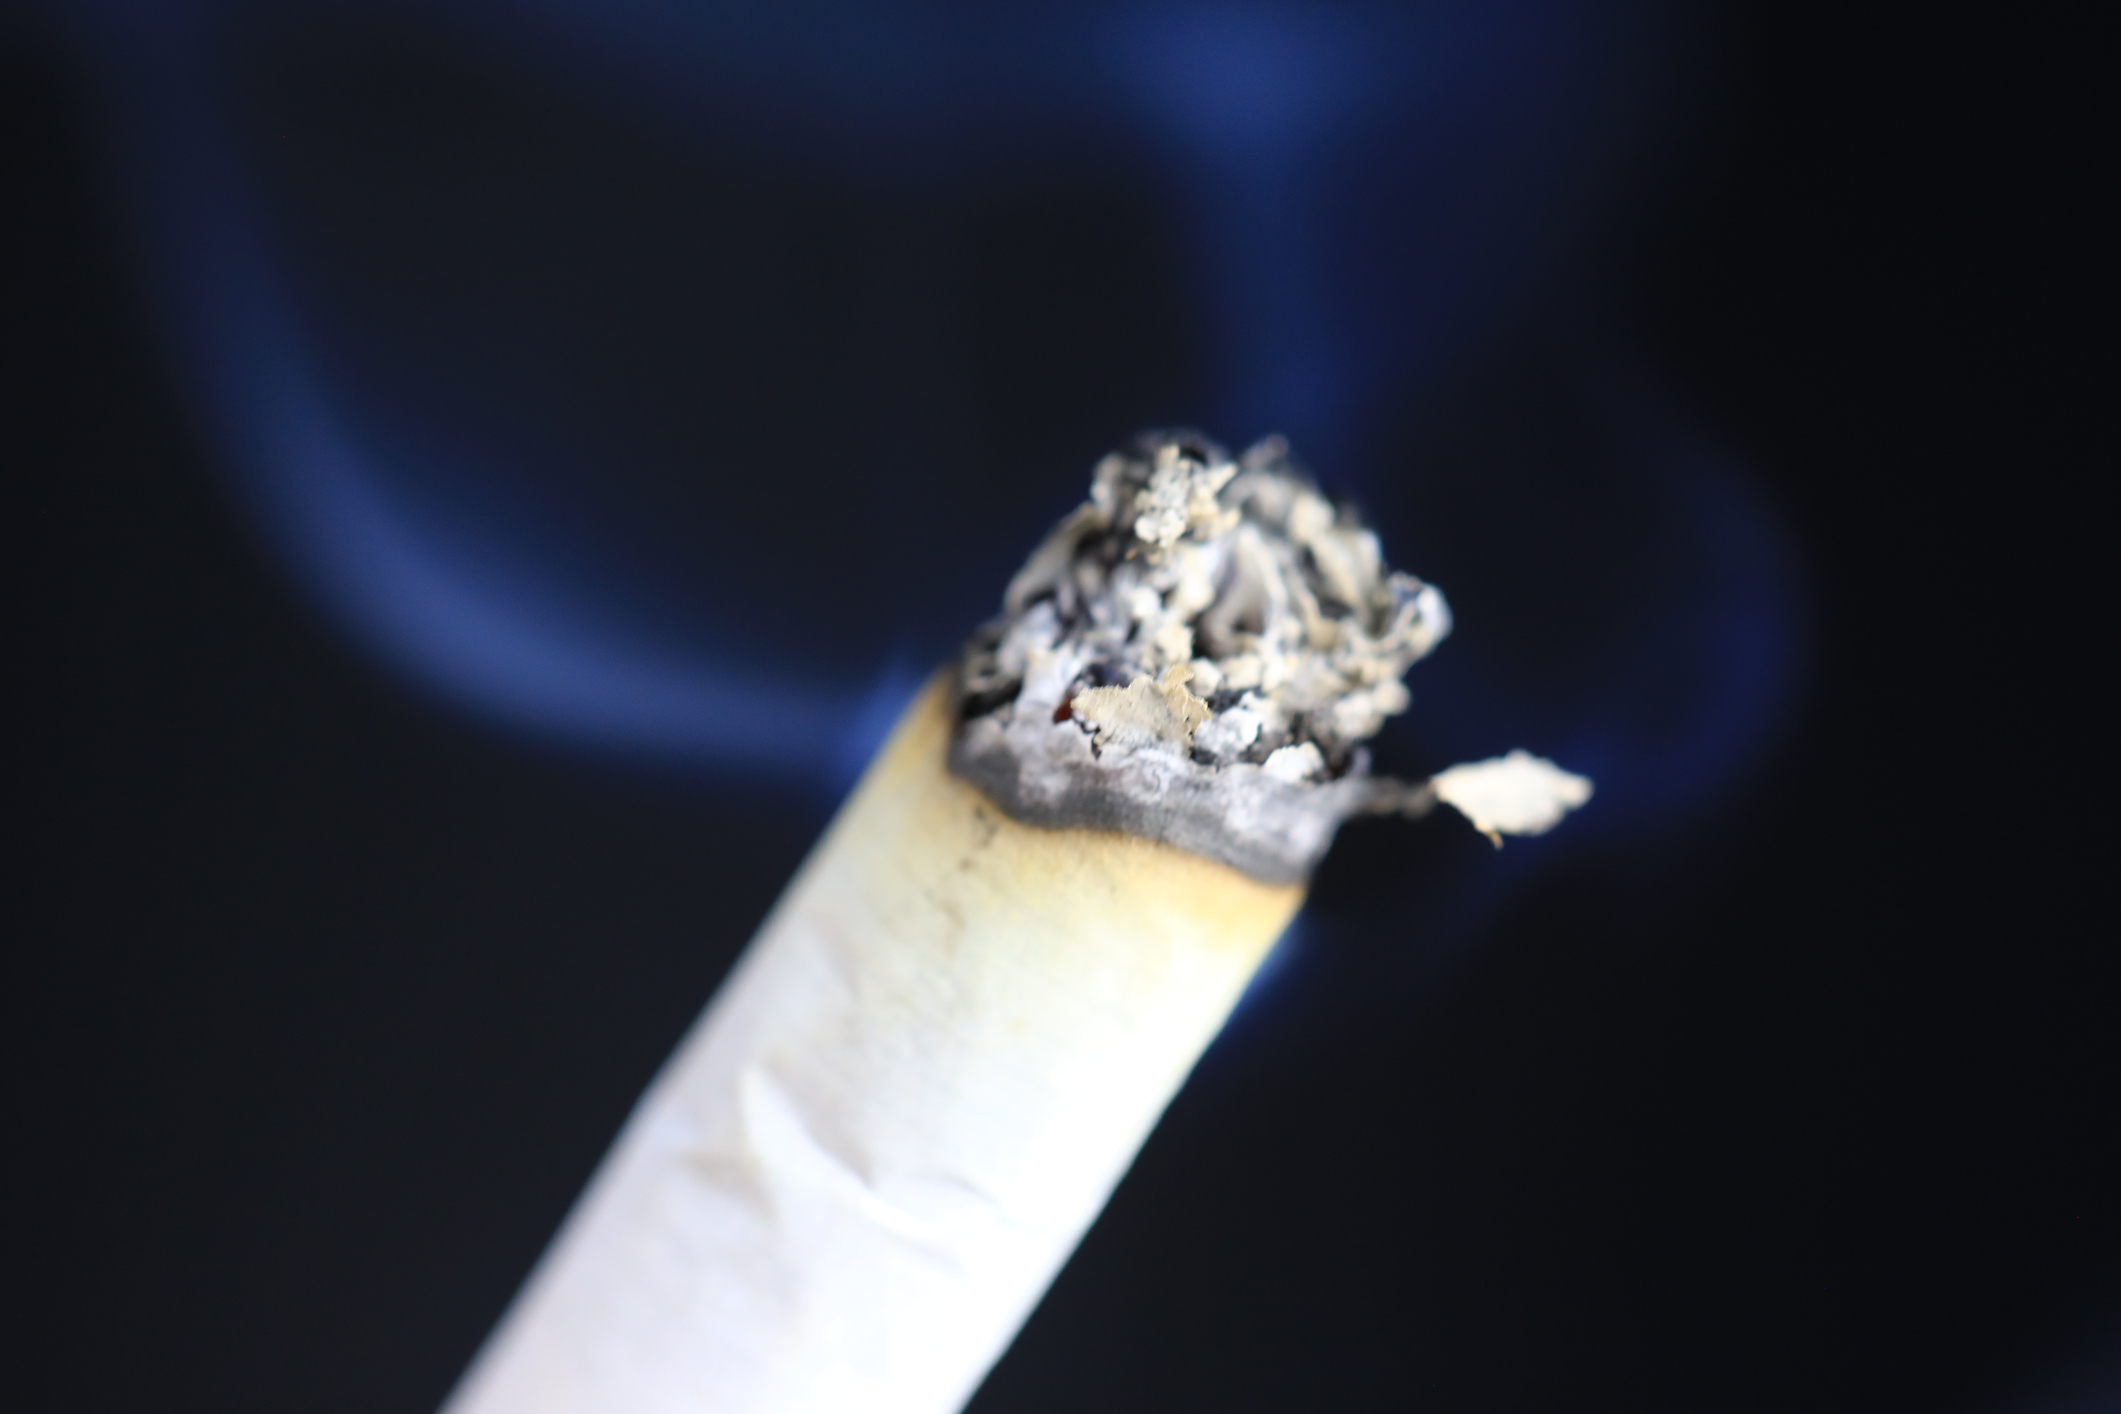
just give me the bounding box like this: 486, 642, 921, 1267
49, 0, 1800, 1010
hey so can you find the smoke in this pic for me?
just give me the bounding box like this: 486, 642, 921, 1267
54, 0, 1798, 965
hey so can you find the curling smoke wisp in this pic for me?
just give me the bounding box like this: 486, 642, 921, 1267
48, 0, 1800, 956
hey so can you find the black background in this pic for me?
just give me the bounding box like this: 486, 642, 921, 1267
2, 4, 2106, 1411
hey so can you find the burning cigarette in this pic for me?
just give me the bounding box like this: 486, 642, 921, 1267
442, 432, 1590, 1414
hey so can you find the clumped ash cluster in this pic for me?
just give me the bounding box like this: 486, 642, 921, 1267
949, 431, 1455, 884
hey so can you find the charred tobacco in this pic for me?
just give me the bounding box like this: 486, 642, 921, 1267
949, 431, 1452, 882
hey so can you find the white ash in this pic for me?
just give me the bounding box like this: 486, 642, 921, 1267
948, 432, 1441, 882
1430, 751, 1595, 846
989, 433, 1446, 765
950, 431, 1592, 881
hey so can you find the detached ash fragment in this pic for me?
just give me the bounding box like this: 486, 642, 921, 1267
951, 432, 1588, 882
1430, 751, 1594, 846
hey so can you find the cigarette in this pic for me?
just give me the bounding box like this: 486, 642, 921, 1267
441, 432, 1590, 1414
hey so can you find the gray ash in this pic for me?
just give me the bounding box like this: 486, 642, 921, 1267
948, 431, 1453, 883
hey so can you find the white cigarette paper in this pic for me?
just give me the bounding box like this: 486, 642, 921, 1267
442, 432, 1589, 1414
446, 677, 1299, 1414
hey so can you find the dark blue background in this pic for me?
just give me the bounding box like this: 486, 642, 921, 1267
1, 2, 2106, 1410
